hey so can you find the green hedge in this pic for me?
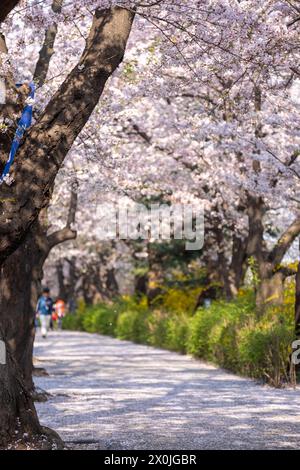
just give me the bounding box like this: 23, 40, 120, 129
63, 291, 295, 387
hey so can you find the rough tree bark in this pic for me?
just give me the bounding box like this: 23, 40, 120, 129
1, 186, 77, 390
56, 260, 69, 301
246, 193, 300, 308
0, 7, 135, 265
33, 0, 63, 89
213, 223, 234, 300
56, 258, 78, 305
0, 330, 42, 449
207, 210, 248, 300
227, 234, 248, 296
0, 188, 77, 448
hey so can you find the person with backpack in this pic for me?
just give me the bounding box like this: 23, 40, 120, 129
36, 287, 54, 338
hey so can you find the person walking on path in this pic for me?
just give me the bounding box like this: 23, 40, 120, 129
36, 287, 54, 338
55, 298, 66, 330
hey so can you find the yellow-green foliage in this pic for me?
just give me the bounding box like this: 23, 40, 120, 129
63, 303, 118, 336
147, 310, 170, 347
187, 291, 255, 368
160, 287, 202, 314
116, 310, 150, 343
235, 281, 294, 386
237, 314, 293, 386
165, 313, 189, 353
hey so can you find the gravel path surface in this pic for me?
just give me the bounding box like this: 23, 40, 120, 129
34, 330, 300, 450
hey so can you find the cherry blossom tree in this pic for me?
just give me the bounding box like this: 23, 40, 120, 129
63, 0, 300, 306
0, 0, 135, 449
0, 0, 299, 448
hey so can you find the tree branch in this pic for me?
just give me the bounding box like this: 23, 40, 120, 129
269, 218, 300, 267
275, 265, 297, 278
47, 179, 78, 249
47, 226, 76, 250
33, 0, 63, 88
66, 179, 78, 228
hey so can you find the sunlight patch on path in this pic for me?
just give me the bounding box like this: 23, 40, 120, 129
34, 331, 300, 450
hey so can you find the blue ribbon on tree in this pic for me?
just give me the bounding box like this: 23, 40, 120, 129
0, 82, 35, 184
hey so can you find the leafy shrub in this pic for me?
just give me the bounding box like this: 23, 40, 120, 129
81, 305, 118, 336
187, 290, 254, 362
63, 287, 296, 386
165, 313, 189, 353
147, 310, 170, 348
187, 297, 243, 361
62, 310, 85, 331
116, 309, 150, 343
112, 296, 150, 342
159, 287, 202, 314
237, 312, 294, 386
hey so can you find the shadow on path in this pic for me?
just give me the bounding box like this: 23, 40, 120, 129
34, 331, 300, 450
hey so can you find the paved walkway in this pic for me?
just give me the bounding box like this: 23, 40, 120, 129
34, 331, 300, 450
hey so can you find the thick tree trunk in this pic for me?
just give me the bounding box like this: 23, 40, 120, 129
106, 267, 119, 297
246, 193, 283, 309
146, 244, 163, 306
134, 273, 148, 297
0, 215, 51, 391
214, 224, 235, 300
256, 270, 284, 307
0, 6, 133, 448
0, 199, 76, 447
0, 335, 42, 449
0, 222, 64, 448
228, 234, 248, 296
217, 250, 233, 300
81, 263, 106, 305
56, 260, 68, 301
56, 257, 78, 307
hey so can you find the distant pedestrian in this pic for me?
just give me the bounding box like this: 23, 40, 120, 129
36, 287, 54, 338
54, 298, 66, 330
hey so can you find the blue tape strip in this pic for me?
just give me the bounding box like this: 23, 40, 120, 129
0, 82, 35, 184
